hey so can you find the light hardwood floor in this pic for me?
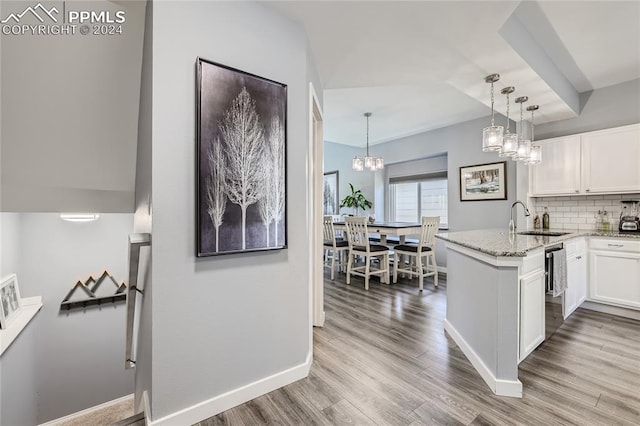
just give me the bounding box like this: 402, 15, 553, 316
198, 272, 640, 425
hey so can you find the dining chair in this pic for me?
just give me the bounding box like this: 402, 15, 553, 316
345, 216, 390, 290
393, 216, 439, 291
323, 216, 349, 280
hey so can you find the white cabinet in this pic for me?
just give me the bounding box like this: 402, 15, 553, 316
519, 270, 545, 362
582, 124, 640, 194
529, 135, 581, 196
589, 239, 640, 310
530, 124, 640, 196
565, 239, 587, 319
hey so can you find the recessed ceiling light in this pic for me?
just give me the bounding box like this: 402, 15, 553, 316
59, 213, 100, 222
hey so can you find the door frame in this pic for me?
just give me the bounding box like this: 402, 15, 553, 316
309, 83, 325, 327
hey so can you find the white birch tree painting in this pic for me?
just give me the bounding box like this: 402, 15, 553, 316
197, 58, 287, 256
206, 136, 226, 252
257, 164, 274, 247
267, 116, 285, 246
220, 87, 265, 251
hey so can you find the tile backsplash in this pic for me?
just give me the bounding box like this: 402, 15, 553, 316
528, 193, 640, 231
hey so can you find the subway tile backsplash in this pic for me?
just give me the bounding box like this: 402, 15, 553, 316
528, 193, 640, 231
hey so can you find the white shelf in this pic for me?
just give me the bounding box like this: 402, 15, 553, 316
0, 296, 43, 356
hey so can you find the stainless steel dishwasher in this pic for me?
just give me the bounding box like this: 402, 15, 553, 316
544, 243, 565, 339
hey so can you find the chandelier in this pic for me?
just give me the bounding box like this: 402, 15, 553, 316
352, 112, 384, 171
481, 73, 542, 165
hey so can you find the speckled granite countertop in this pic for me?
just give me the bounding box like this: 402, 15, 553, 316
436, 228, 640, 257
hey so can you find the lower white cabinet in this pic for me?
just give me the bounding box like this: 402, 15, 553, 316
565, 241, 587, 319
519, 269, 545, 362
589, 239, 640, 310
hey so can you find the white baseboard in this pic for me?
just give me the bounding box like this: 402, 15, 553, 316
444, 319, 522, 398
147, 352, 312, 426
39, 394, 134, 426
580, 301, 640, 320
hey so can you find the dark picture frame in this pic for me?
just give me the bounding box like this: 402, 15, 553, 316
196, 58, 288, 256
459, 161, 507, 201
323, 171, 339, 215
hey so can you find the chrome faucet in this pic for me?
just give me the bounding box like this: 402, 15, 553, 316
509, 200, 531, 234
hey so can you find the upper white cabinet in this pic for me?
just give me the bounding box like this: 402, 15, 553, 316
530, 135, 581, 196
530, 124, 640, 197
582, 125, 640, 193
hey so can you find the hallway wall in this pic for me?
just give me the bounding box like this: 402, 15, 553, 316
147, 1, 318, 423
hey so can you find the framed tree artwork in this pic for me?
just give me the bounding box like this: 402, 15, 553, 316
196, 58, 287, 256
323, 171, 339, 216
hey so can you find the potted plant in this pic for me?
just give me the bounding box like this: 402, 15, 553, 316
340, 183, 372, 216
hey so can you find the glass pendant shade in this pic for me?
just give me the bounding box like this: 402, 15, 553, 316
352, 112, 384, 172
513, 139, 531, 161
352, 157, 364, 171
527, 145, 542, 165
499, 132, 518, 157
482, 125, 504, 152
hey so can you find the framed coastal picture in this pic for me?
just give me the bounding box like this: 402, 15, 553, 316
460, 161, 507, 201
196, 57, 288, 256
323, 171, 339, 215
0, 274, 22, 329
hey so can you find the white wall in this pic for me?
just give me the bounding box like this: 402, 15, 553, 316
0, 0, 146, 213
147, 1, 315, 422
18, 213, 134, 423
0, 213, 36, 426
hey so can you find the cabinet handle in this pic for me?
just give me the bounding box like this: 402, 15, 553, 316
576, 255, 582, 259
607, 243, 624, 248
585, 188, 590, 192
575, 190, 579, 193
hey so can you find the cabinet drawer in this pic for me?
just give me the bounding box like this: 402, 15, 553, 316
590, 239, 640, 253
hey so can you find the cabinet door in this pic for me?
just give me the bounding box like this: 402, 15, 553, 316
582, 124, 640, 193
519, 270, 545, 362
565, 252, 587, 319
529, 135, 581, 196
589, 250, 640, 309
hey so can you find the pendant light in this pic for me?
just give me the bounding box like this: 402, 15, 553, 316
352, 112, 384, 172
513, 96, 531, 162
482, 74, 504, 152
499, 86, 517, 157
526, 105, 541, 165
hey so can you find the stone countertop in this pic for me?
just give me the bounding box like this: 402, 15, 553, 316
436, 228, 640, 257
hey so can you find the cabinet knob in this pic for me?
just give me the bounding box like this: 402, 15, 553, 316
576, 256, 582, 260
585, 189, 590, 192
575, 190, 579, 193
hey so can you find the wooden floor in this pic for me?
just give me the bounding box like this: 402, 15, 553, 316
198, 272, 640, 425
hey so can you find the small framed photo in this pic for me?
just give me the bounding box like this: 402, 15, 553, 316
0, 274, 22, 329
460, 161, 507, 201
323, 171, 339, 215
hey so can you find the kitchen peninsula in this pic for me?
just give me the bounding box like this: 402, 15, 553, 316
437, 229, 578, 397
437, 228, 640, 398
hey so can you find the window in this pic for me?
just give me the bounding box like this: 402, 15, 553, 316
389, 173, 448, 228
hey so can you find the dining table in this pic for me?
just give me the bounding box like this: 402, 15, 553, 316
332, 221, 422, 245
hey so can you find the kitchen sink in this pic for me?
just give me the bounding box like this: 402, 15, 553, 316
517, 231, 572, 237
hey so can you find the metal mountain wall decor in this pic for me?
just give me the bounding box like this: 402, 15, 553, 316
60, 269, 127, 311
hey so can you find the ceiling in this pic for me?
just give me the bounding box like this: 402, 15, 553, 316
267, 1, 640, 146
